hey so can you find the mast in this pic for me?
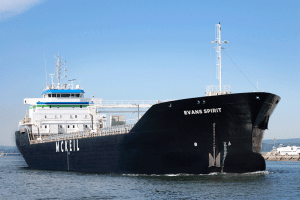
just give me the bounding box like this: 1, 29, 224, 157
212, 22, 227, 93
218, 23, 222, 92
206, 23, 230, 96
55, 54, 67, 89
56, 54, 61, 88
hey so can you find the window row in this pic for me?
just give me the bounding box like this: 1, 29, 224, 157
41, 105, 83, 108
44, 115, 88, 119
41, 124, 92, 129
44, 93, 84, 98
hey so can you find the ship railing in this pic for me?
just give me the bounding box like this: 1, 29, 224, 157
89, 99, 174, 106
206, 85, 231, 96
102, 100, 160, 105
43, 83, 83, 90
33, 124, 135, 144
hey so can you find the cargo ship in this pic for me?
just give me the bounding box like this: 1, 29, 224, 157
15, 23, 280, 174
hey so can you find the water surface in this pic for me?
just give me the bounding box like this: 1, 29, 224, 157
0, 156, 299, 199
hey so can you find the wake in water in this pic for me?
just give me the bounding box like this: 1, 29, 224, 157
122, 171, 271, 177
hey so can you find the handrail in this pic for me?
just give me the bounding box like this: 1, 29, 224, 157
31, 124, 135, 144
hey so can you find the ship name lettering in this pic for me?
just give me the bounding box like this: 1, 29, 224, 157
56, 142, 59, 152
184, 108, 221, 115
204, 108, 221, 114
65, 140, 68, 152
56, 139, 80, 152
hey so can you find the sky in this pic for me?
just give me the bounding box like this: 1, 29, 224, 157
0, 0, 299, 146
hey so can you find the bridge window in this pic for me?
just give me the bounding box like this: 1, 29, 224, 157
52, 94, 56, 97
48, 94, 51, 97
61, 94, 70, 97
76, 94, 80, 97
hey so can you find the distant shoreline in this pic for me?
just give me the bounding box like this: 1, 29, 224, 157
262, 153, 300, 161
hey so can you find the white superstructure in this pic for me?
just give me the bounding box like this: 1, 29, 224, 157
276, 144, 300, 155
19, 54, 167, 143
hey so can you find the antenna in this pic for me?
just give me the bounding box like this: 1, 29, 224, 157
55, 54, 67, 89
64, 64, 67, 78
56, 54, 61, 88
68, 79, 76, 89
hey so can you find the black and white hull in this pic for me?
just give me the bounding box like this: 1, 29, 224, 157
16, 92, 280, 174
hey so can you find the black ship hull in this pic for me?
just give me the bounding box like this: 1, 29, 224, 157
16, 92, 280, 174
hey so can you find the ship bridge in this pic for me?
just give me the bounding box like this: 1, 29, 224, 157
42, 89, 85, 98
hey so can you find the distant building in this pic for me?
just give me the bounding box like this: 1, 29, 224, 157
276, 144, 300, 155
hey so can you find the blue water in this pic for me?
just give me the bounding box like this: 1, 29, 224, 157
0, 156, 299, 199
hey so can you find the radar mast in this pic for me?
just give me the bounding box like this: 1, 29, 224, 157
55, 54, 66, 89
206, 23, 231, 96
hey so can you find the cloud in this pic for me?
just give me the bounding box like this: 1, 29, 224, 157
0, 0, 43, 20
